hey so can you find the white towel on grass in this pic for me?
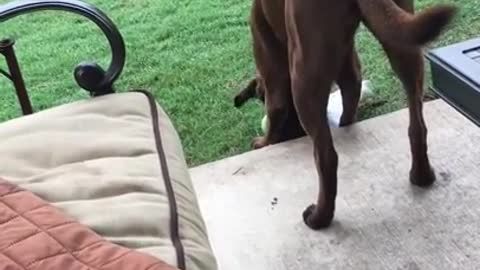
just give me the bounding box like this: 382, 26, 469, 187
327, 80, 372, 127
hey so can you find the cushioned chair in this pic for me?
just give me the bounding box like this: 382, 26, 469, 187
0, 1, 217, 269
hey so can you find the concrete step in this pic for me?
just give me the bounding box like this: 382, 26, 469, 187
190, 100, 480, 270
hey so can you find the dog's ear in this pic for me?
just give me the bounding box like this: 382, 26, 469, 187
234, 78, 258, 108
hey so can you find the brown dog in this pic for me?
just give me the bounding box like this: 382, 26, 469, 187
249, 0, 457, 230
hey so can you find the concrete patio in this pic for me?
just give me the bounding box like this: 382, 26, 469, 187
190, 100, 480, 270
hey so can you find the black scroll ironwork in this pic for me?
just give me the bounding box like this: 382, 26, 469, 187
0, 0, 126, 114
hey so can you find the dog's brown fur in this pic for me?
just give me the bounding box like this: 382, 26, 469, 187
248, 0, 457, 229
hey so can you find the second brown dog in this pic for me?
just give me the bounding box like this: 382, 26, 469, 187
247, 0, 457, 229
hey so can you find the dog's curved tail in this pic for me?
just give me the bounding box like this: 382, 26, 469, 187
357, 0, 457, 46
234, 78, 258, 108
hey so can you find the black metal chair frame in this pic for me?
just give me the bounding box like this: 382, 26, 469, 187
0, 0, 126, 115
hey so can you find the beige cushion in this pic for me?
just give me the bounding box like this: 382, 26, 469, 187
0, 91, 217, 270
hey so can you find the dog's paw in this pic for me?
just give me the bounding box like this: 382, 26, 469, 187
339, 116, 356, 127
410, 165, 436, 187
302, 204, 334, 230
252, 136, 269, 149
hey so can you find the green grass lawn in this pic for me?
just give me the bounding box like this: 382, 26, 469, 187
0, 0, 478, 166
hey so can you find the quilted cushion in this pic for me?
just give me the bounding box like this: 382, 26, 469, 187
0, 91, 217, 270
0, 178, 178, 270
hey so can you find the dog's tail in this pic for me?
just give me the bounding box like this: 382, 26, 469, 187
234, 78, 258, 108
357, 0, 457, 46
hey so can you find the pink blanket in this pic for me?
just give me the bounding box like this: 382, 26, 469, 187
0, 178, 178, 270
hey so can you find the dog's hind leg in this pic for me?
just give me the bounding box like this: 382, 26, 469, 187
382, 44, 436, 187
336, 45, 362, 126
290, 59, 341, 230
285, 0, 358, 229
380, 0, 436, 187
